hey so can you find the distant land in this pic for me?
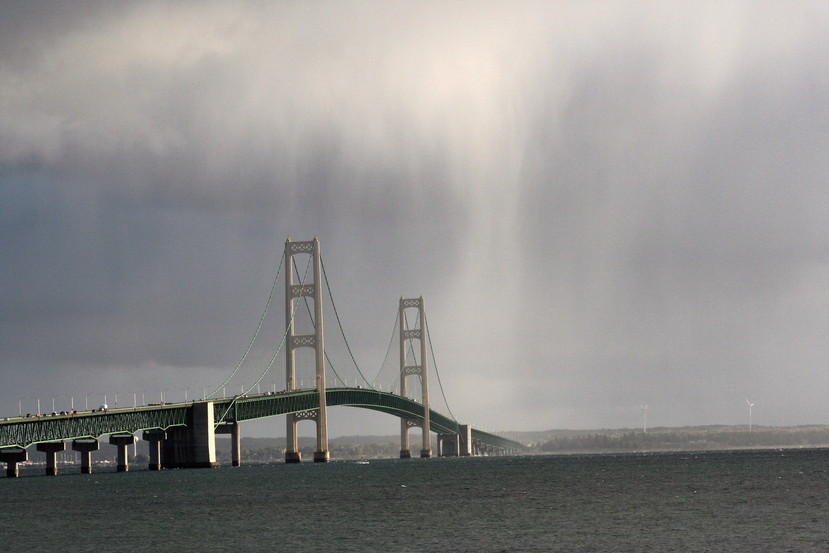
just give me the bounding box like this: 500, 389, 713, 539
44, 425, 829, 465
210, 424, 829, 462
518, 424, 829, 454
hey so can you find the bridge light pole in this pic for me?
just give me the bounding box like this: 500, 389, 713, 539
18, 396, 25, 417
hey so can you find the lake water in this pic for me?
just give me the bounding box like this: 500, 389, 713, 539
4, 449, 829, 552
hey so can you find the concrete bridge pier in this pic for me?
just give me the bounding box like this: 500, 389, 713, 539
142, 430, 166, 470
190, 401, 217, 467
285, 444, 301, 463
0, 447, 28, 478
438, 434, 459, 457
437, 425, 472, 457
109, 434, 136, 472
36, 441, 66, 476
313, 428, 330, 464
285, 413, 302, 463
399, 421, 410, 458
216, 423, 241, 466
458, 425, 472, 456
400, 419, 417, 459
71, 439, 99, 474
161, 401, 218, 468
285, 410, 330, 463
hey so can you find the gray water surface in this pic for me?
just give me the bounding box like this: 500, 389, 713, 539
4, 449, 828, 552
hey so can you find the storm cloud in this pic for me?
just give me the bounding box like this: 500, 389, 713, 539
2, 1, 829, 436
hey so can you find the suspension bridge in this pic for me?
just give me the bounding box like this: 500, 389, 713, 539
0, 238, 524, 477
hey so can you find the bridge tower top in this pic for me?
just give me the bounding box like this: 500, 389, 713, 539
399, 296, 431, 458
284, 237, 329, 462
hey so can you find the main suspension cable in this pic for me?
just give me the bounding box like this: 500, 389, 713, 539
248, 252, 314, 392
291, 259, 348, 388
206, 250, 285, 399
424, 311, 458, 425
216, 253, 312, 423
370, 309, 399, 388
320, 257, 376, 389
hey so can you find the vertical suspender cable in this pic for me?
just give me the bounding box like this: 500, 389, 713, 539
216, 253, 312, 423
320, 257, 378, 389
294, 259, 348, 388
207, 251, 285, 399
370, 310, 400, 389
423, 311, 458, 427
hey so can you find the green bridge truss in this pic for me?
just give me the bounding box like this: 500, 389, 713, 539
0, 388, 525, 452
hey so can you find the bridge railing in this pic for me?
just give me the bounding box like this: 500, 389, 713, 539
471, 428, 525, 451
214, 388, 461, 435
0, 405, 189, 449
2, 388, 523, 452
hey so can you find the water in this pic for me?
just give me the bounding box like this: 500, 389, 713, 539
4, 449, 829, 552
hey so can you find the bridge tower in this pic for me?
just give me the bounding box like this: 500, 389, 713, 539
284, 237, 329, 463
399, 297, 432, 458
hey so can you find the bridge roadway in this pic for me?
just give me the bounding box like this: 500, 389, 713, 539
0, 387, 524, 455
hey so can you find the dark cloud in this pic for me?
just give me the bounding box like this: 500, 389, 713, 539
2, 2, 829, 435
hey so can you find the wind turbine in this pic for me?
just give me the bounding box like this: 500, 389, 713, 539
641, 404, 648, 433
746, 399, 755, 432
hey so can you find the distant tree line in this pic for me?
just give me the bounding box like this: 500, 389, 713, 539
214, 441, 402, 462
208, 425, 829, 462
533, 426, 829, 453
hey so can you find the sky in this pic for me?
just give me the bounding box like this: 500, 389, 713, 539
2, 1, 829, 439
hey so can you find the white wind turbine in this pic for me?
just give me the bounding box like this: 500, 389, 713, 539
746, 399, 756, 432
641, 404, 648, 433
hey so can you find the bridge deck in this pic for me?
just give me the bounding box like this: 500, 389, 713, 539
0, 388, 524, 452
